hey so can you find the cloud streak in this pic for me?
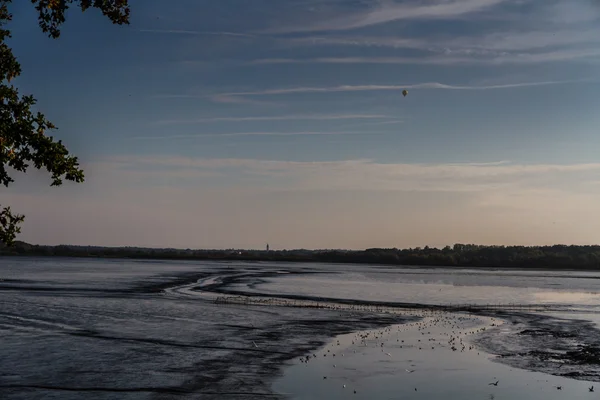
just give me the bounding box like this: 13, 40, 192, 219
138, 29, 256, 38
153, 114, 393, 125
209, 94, 278, 106
250, 49, 600, 65
219, 79, 591, 98
130, 131, 391, 140
249, 57, 474, 66
11, 155, 600, 249
288, 29, 600, 53
94, 155, 600, 193
273, 0, 508, 32
273, 4, 600, 65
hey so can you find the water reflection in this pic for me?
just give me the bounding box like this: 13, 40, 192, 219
252, 269, 600, 307
534, 291, 600, 304
274, 311, 596, 399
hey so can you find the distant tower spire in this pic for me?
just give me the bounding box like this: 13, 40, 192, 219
266, 243, 270, 252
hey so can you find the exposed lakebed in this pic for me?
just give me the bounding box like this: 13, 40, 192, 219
1, 257, 599, 399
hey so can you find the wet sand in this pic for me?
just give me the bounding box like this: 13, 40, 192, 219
181, 266, 600, 397
475, 310, 600, 382
274, 315, 598, 399
2, 258, 600, 399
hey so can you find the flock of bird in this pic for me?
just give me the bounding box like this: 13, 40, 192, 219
291, 309, 597, 397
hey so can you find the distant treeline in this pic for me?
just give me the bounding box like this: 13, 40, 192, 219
2, 242, 600, 270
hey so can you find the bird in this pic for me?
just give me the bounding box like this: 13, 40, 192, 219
406, 369, 416, 373
489, 381, 499, 386
556, 386, 562, 390
589, 386, 594, 392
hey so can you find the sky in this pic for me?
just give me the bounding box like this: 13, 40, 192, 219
4, 0, 600, 250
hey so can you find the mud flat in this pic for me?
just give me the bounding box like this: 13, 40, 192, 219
273, 313, 599, 400
474, 311, 600, 382
2, 258, 600, 399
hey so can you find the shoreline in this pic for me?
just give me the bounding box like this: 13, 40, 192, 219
474, 310, 600, 382
3, 253, 600, 273
3, 259, 600, 399
3, 240, 600, 271
160, 268, 600, 397
205, 309, 417, 400
151, 270, 422, 398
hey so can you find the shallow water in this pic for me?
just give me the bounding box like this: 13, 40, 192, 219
237, 266, 600, 308
274, 314, 597, 399
1, 257, 600, 399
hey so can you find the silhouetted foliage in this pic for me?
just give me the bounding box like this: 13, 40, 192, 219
0, 0, 130, 245
0, 205, 23, 245
2, 242, 600, 270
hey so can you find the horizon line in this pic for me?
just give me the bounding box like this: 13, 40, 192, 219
9, 241, 598, 252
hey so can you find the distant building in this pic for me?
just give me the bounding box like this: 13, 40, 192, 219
266, 243, 270, 252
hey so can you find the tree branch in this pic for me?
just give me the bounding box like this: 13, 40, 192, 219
0, 205, 24, 246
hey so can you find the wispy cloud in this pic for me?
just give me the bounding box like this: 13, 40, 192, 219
272, 0, 508, 32
544, 1, 600, 24
151, 93, 279, 106
250, 50, 600, 65
153, 114, 392, 125
466, 29, 600, 52
11, 155, 600, 248
138, 29, 256, 38
249, 57, 473, 66
95, 155, 600, 193
273, 3, 600, 64
258, 30, 600, 65
490, 48, 600, 63
130, 131, 390, 140
289, 29, 600, 54
218, 80, 590, 99
346, 0, 506, 28
335, 119, 404, 129
286, 36, 428, 50
210, 94, 277, 106
151, 94, 205, 99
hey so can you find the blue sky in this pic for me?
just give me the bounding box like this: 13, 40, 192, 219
5, 0, 600, 249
